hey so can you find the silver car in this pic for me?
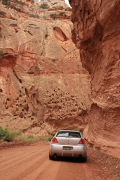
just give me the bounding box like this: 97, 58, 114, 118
49, 130, 87, 162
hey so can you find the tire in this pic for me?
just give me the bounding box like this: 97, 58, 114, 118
49, 153, 54, 160
82, 156, 87, 162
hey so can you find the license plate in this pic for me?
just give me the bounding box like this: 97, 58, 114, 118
63, 146, 73, 150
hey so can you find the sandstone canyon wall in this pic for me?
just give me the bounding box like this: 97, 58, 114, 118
70, 0, 120, 155
0, 0, 91, 135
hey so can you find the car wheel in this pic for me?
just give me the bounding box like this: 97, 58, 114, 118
49, 153, 54, 160
81, 156, 87, 162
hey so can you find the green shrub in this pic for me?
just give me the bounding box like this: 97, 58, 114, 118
16, 135, 40, 142
50, 13, 57, 20
0, 126, 5, 139
0, 49, 4, 58
14, 131, 22, 136
30, 14, 35, 17
2, 0, 11, 6
16, 1, 24, 6
0, 126, 15, 142
15, 136, 28, 142
30, 14, 38, 18
47, 135, 54, 141
28, 135, 34, 139
39, 135, 53, 142
39, 136, 48, 141
40, 3, 50, 9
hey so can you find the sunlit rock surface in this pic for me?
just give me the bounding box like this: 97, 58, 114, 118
0, 1, 91, 135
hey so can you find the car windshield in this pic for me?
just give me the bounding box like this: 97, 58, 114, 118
56, 131, 81, 138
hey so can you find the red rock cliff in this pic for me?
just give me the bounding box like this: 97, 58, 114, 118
0, 1, 91, 135
70, 0, 120, 156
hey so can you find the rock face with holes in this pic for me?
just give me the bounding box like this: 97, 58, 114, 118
0, 1, 91, 135
70, 0, 120, 155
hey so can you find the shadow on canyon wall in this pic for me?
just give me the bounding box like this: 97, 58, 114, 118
70, 0, 120, 157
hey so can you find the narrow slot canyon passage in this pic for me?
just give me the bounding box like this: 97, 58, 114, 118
0, 0, 120, 179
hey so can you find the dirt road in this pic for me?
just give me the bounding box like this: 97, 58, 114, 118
0, 142, 119, 180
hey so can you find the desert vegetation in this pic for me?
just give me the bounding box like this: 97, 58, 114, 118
2, 0, 11, 6
2, 0, 24, 6
16, 1, 24, 6
0, 126, 53, 143
29, 14, 39, 18
0, 49, 4, 58
40, 3, 50, 9
50, 13, 57, 20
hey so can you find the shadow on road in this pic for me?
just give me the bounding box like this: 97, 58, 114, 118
53, 156, 87, 163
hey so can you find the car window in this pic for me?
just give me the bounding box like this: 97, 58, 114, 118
69, 132, 81, 137
56, 131, 81, 138
57, 132, 69, 137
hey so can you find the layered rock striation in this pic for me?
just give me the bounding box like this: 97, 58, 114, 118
0, 1, 91, 135
70, 0, 120, 156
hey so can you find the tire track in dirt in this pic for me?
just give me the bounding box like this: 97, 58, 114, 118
0, 146, 39, 162
12, 152, 49, 180
0, 149, 45, 170
21, 159, 52, 180
35, 159, 61, 180
82, 162, 93, 179
0, 149, 46, 173
56, 158, 90, 180
0, 145, 48, 180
